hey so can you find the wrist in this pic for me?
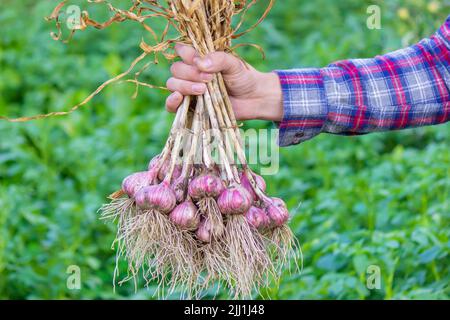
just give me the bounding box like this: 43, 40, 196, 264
255, 72, 284, 121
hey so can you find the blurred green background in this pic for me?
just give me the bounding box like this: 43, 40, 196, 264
0, 0, 449, 299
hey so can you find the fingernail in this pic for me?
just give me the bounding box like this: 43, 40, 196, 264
195, 57, 213, 70
200, 73, 213, 82
192, 84, 205, 94
202, 58, 213, 69
168, 92, 178, 102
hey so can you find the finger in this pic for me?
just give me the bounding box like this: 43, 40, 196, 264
166, 77, 207, 95
193, 51, 244, 75
175, 43, 199, 65
165, 91, 183, 113
170, 61, 213, 83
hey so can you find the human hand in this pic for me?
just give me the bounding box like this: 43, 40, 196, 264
165, 44, 284, 122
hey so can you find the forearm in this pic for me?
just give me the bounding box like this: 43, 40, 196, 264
274, 15, 450, 147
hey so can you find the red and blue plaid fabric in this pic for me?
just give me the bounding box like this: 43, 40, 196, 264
275, 15, 450, 147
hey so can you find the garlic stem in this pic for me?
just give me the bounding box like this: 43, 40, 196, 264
165, 95, 191, 183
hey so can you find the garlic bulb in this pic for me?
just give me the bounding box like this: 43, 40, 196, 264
240, 171, 266, 202
196, 217, 212, 243
265, 197, 289, 227
188, 173, 225, 200
169, 200, 200, 230
217, 185, 252, 215
245, 206, 270, 230
135, 182, 177, 213
122, 171, 150, 198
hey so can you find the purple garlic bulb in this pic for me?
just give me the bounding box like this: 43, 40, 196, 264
188, 173, 225, 200
135, 182, 177, 213
240, 171, 266, 202
157, 160, 182, 182
245, 206, 270, 230
171, 175, 187, 203
217, 185, 252, 215
196, 218, 212, 243
169, 200, 200, 230
122, 171, 151, 198
265, 197, 289, 227
147, 154, 161, 171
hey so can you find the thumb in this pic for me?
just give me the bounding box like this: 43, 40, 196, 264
193, 52, 244, 76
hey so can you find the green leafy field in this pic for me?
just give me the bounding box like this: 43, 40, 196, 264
0, 0, 448, 299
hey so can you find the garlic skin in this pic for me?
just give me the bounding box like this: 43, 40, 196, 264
171, 175, 187, 203
147, 154, 161, 171
265, 197, 289, 227
196, 218, 212, 243
158, 161, 182, 182
240, 172, 266, 202
217, 185, 252, 215
122, 171, 150, 198
135, 182, 177, 213
245, 206, 270, 230
188, 173, 225, 200
169, 200, 200, 230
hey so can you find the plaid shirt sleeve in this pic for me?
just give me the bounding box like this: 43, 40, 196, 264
275, 15, 450, 147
